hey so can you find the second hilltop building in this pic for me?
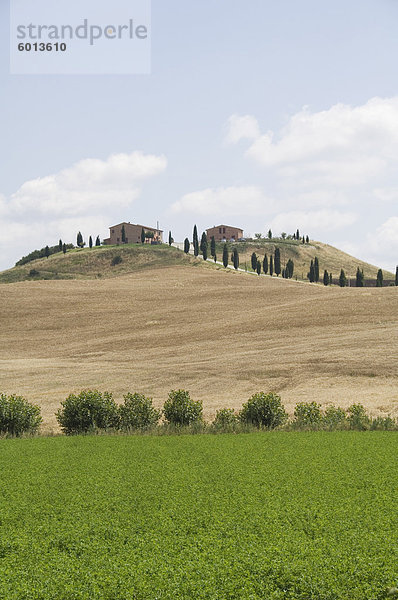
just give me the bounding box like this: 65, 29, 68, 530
206, 225, 244, 242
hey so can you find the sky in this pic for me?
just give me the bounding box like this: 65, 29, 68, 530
1, 0, 398, 271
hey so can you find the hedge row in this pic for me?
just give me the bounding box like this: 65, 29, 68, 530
0, 391, 397, 437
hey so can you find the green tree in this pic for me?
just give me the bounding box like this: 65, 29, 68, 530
77, 231, 83, 247
274, 247, 281, 276
314, 256, 319, 282
184, 238, 190, 253
89, 235, 93, 249
269, 255, 274, 276
163, 389, 203, 426
58, 239, 63, 251
308, 260, 315, 283
251, 252, 257, 271
256, 260, 261, 275
302, 236, 305, 244
141, 228, 146, 244
222, 243, 228, 268
376, 269, 383, 287
56, 390, 119, 435
396, 266, 398, 286
212, 408, 238, 431
281, 232, 286, 240
306, 235, 309, 243
119, 393, 161, 430
347, 404, 370, 430
296, 229, 300, 240
263, 253, 268, 274
329, 273, 333, 285
339, 269, 347, 287
95, 236, 101, 246
213, 252, 217, 263
239, 392, 287, 429
293, 402, 322, 429
202, 243, 208, 261
44, 245, 50, 259
193, 225, 199, 256
0, 393, 42, 437
168, 231, 173, 246
121, 225, 126, 243
62, 243, 66, 254
286, 258, 294, 278
200, 232, 208, 255
356, 267, 364, 287
210, 236, 216, 257
323, 269, 329, 286
232, 247, 239, 270
268, 229, 272, 239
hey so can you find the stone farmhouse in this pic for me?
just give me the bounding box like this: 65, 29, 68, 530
103, 222, 163, 245
206, 225, 244, 242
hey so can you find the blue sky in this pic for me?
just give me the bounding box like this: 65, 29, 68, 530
1, 0, 398, 270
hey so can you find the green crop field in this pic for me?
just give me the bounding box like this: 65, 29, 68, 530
0, 432, 397, 599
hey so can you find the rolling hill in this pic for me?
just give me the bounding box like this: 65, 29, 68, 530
0, 243, 396, 431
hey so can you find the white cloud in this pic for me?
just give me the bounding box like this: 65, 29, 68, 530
9, 152, 167, 217
224, 114, 260, 145
171, 186, 273, 216
0, 151, 167, 269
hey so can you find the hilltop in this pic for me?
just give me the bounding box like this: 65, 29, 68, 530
0, 238, 394, 284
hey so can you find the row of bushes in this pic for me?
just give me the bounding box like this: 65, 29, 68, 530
1, 390, 397, 437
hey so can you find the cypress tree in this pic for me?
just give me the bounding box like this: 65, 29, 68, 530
263, 253, 268, 275
376, 269, 383, 287
282, 268, 286, 278
270, 255, 274, 276
44, 245, 50, 259
329, 273, 333, 286
121, 225, 126, 243
306, 235, 309, 244
141, 228, 146, 244
214, 252, 217, 263
296, 229, 300, 240
323, 270, 329, 286
89, 236, 93, 249
314, 257, 319, 282
308, 260, 315, 283
210, 236, 216, 257
395, 266, 398, 286
184, 238, 190, 253
232, 248, 239, 270
168, 231, 173, 246
200, 232, 207, 253
251, 252, 257, 271
202, 244, 208, 261
193, 225, 199, 256
339, 269, 347, 287
77, 231, 83, 247
59, 239, 63, 251
62, 243, 67, 254
302, 236, 305, 244
268, 229, 272, 239
222, 243, 228, 268
274, 247, 281, 276
95, 236, 101, 246
286, 258, 294, 278
356, 267, 364, 287
256, 260, 261, 275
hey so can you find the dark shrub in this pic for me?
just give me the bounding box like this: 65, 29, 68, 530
163, 390, 203, 426
0, 393, 42, 436
29, 269, 40, 277
239, 392, 287, 429
56, 390, 119, 435
111, 255, 122, 266
119, 393, 161, 431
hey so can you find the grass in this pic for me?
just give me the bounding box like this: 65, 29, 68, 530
0, 264, 397, 431
0, 432, 397, 599
0, 244, 197, 284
